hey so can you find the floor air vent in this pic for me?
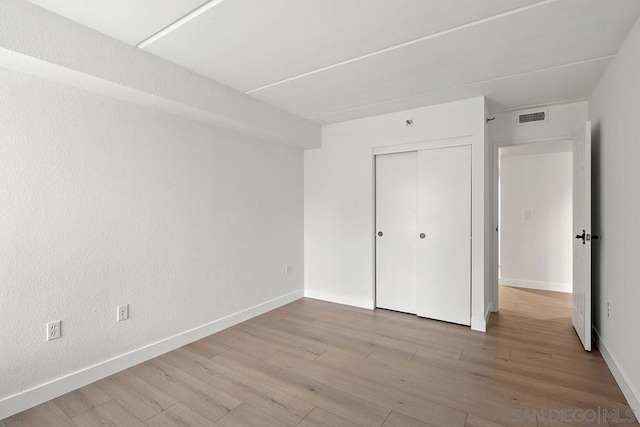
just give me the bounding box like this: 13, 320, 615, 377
519, 111, 546, 123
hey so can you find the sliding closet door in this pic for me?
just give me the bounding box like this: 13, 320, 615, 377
375, 152, 418, 313
417, 145, 471, 325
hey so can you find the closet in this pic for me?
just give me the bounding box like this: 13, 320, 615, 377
375, 145, 471, 326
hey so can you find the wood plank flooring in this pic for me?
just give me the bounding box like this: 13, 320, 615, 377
3, 286, 637, 426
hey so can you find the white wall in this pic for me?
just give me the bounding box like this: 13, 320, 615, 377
490, 102, 589, 144
499, 147, 573, 292
304, 97, 489, 329
588, 16, 640, 415
487, 101, 587, 308
0, 67, 304, 417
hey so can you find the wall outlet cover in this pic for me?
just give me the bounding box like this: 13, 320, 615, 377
117, 304, 129, 322
47, 321, 61, 341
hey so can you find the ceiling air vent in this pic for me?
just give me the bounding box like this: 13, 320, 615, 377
518, 110, 547, 124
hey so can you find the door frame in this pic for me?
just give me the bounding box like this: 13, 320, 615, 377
372, 136, 473, 310
491, 135, 574, 311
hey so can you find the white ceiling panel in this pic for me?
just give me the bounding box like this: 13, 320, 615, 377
143, 0, 541, 92
250, 0, 639, 120
23, 0, 640, 127
308, 57, 611, 124
25, 0, 208, 45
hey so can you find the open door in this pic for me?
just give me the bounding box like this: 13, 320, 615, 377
572, 121, 592, 351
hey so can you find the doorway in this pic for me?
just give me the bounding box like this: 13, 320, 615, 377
496, 140, 574, 314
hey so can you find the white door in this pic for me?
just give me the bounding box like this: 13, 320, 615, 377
572, 122, 592, 351
375, 152, 418, 313
417, 145, 472, 325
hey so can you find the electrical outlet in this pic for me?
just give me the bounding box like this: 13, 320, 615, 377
117, 304, 129, 322
285, 265, 292, 276
47, 321, 61, 341
606, 302, 611, 318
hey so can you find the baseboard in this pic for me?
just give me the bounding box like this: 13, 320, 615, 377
0, 289, 304, 420
500, 278, 572, 293
471, 316, 486, 332
592, 328, 640, 417
471, 302, 492, 332
304, 289, 374, 310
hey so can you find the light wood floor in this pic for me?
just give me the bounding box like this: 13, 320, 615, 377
2, 286, 637, 426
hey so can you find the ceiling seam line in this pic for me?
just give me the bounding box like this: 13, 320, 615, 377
244, 0, 557, 94
303, 55, 614, 120
136, 0, 228, 49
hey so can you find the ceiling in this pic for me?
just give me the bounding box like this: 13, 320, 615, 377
26, 0, 640, 124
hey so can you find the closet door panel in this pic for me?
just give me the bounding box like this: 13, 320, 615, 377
375, 151, 418, 314
417, 145, 471, 325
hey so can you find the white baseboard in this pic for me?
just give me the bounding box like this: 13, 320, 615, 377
304, 289, 374, 310
0, 289, 303, 420
471, 317, 486, 332
500, 278, 572, 293
471, 302, 492, 332
592, 328, 640, 417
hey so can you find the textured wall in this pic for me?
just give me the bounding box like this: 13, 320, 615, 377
589, 16, 640, 412
0, 67, 303, 400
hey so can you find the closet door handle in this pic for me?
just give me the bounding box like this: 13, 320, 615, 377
377, 231, 383, 237
419, 233, 426, 239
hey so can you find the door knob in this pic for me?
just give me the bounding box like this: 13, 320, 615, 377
575, 229, 586, 244
419, 233, 426, 239
377, 231, 383, 237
